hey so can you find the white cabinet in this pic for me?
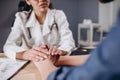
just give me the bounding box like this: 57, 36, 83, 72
78, 23, 102, 47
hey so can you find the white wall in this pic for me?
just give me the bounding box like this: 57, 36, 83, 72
99, 0, 120, 31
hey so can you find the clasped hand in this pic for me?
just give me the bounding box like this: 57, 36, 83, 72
22, 44, 65, 63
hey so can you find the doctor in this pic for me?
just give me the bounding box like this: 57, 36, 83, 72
3, 0, 75, 61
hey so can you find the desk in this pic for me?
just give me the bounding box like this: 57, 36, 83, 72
0, 53, 41, 80
0, 53, 89, 80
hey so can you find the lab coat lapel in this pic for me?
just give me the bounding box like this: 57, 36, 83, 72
25, 11, 36, 40
24, 10, 55, 46
25, 11, 35, 28
42, 9, 54, 36
16, 11, 34, 45
26, 11, 47, 46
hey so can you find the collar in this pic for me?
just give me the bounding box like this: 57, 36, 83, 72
25, 11, 37, 28
42, 9, 55, 36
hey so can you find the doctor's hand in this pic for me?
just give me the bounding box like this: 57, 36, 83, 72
48, 46, 68, 56
21, 45, 49, 61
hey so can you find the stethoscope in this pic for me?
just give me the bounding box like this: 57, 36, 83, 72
27, 11, 59, 39
23, 10, 59, 48
26, 19, 59, 48
49, 17, 58, 33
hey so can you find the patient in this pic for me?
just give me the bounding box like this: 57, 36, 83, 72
33, 0, 120, 80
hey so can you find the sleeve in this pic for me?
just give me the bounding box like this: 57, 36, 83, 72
56, 10, 76, 55
48, 15, 120, 80
3, 13, 28, 60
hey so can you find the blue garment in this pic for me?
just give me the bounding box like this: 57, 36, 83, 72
48, 10, 120, 80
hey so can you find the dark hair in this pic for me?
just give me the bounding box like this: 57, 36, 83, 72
49, 3, 54, 9
99, 0, 114, 3
18, 1, 31, 11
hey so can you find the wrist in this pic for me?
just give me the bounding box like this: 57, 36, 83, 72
16, 51, 26, 60
60, 50, 68, 56
34, 59, 57, 80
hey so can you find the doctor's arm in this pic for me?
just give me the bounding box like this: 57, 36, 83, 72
53, 11, 75, 56
3, 16, 28, 60
16, 45, 49, 61
3, 13, 48, 61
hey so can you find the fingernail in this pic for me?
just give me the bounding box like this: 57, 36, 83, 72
44, 56, 47, 58
40, 57, 43, 60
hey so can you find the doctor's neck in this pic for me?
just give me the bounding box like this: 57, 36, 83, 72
35, 10, 48, 25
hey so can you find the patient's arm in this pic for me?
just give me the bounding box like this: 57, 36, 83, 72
33, 55, 89, 80
34, 59, 57, 80
55, 54, 90, 66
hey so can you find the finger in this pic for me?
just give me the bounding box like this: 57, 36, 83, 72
52, 47, 57, 55
23, 49, 46, 61
36, 50, 48, 59
33, 46, 49, 54
32, 46, 45, 52
30, 49, 48, 59
50, 46, 57, 56
54, 50, 60, 55
49, 46, 53, 55
30, 54, 46, 61
45, 45, 49, 50
31, 48, 45, 56
32, 46, 40, 51
33, 55, 44, 62
34, 56, 46, 61
41, 44, 48, 49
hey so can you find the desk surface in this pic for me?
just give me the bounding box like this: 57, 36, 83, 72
0, 53, 41, 80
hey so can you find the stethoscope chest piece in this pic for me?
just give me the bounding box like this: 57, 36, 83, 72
50, 22, 58, 31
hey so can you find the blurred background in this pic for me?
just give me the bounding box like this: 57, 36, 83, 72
0, 0, 119, 53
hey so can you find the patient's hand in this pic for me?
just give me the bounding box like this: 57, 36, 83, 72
48, 55, 60, 65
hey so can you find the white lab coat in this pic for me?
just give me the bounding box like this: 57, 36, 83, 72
3, 9, 75, 60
